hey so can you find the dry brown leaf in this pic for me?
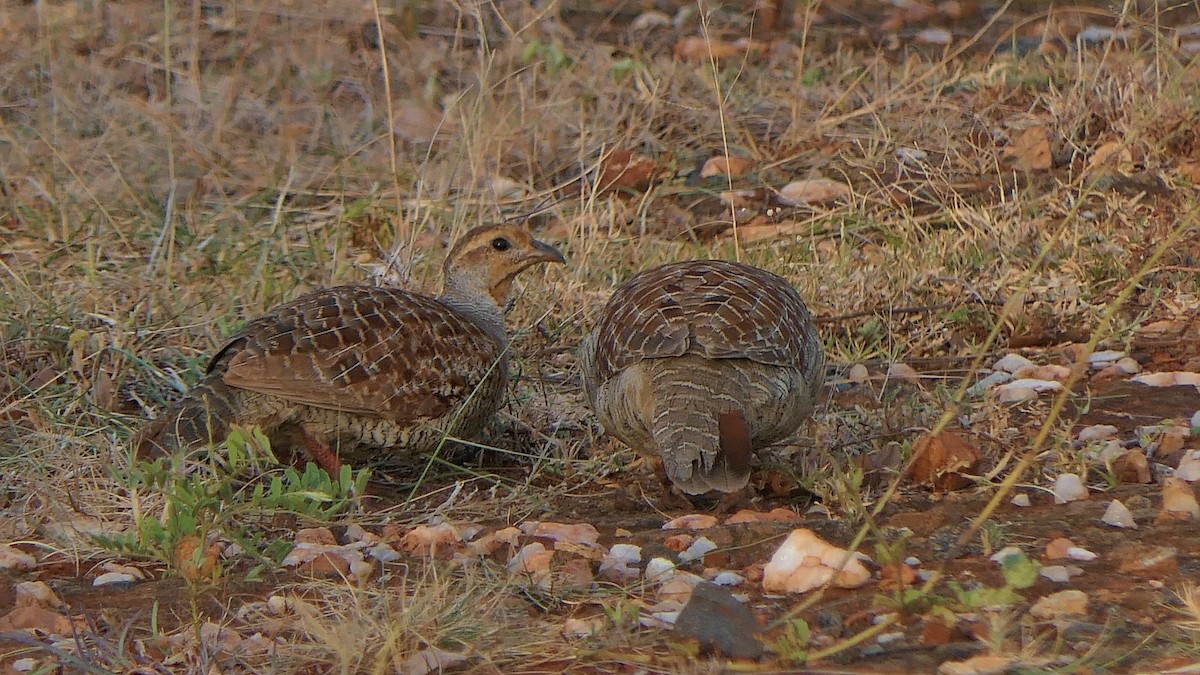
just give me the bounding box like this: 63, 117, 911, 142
0, 606, 78, 635
1114, 450, 1152, 484
92, 369, 116, 411
701, 155, 755, 178
878, 563, 917, 591
172, 535, 220, 582
1044, 537, 1074, 560
909, 430, 983, 491
723, 222, 811, 244
391, 100, 454, 145
1177, 161, 1200, 183
1005, 126, 1053, 171
596, 149, 660, 193
673, 36, 744, 61
1088, 140, 1133, 173
400, 647, 469, 675
778, 178, 850, 206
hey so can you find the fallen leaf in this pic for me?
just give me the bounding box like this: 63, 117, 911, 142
662, 514, 719, 530
1160, 477, 1200, 520
1115, 450, 1151, 484
701, 155, 755, 178
1005, 126, 1053, 171
520, 521, 601, 547
400, 647, 469, 675
909, 430, 983, 490
595, 149, 660, 193
673, 36, 744, 61
778, 178, 850, 206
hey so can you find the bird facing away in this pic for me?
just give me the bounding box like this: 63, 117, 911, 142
135, 223, 565, 474
580, 260, 825, 495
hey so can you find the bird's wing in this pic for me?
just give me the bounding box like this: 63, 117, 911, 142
589, 260, 819, 381
212, 286, 503, 422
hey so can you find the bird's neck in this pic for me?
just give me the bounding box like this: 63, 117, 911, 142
438, 276, 508, 346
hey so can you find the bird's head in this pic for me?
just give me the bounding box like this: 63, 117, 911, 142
441, 223, 565, 308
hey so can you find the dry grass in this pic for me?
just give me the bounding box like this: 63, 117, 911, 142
3, 0, 1200, 672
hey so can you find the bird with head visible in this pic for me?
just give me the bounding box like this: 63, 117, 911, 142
580, 259, 825, 499
135, 223, 565, 475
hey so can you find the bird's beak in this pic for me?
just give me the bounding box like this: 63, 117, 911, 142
531, 239, 566, 265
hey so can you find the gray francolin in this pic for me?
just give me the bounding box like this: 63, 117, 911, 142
135, 223, 564, 473
580, 260, 825, 495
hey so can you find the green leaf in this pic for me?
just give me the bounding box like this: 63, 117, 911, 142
1000, 551, 1040, 590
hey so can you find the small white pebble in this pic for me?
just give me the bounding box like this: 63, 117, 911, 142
93, 572, 137, 587
1097, 440, 1126, 462
711, 571, 745, 586
11, 658, 37, 673
993, 353, 1035, 373
904, 556, 921, 567
1115, 357, 1141, 374
1011, 493, 1032, 507
996, 384, 1038, 402
1053, 473, 1089, 504
1101, 500, 1137, 529
678, 537, 718, 563
1077, 424, 1119, 442
1191, 410, 1200, 431
1150, 580, 1165, 589
1066, 547, 1098, 562
876, 631, 906, 645
990, 546, 1024, 564
1088, 350, 1125, 367
895, 147, 929, 165
1039, 565, 1074, 583
1175, 450, 1200, 482
848, 363, 869, 383
645, 557, 676, 583
967, 371, 1012, 396
369, 543, 401, 563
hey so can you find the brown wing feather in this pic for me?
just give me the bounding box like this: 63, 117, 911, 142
211, 286, 503, 422
590, 260, 819, 383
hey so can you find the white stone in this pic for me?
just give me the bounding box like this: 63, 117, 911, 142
93, 572, 137, 587
678, 537, 718, 563
645, 557, 677, 583
1039, 565, 1078, 583
989, 546, 1024, 564
1101, 500, 1137, 528
711, 571, 745, 586
1011, 493, 1031, 507
1174, 450, 1200, 482
1115, 357, 1141, 374
762, 529, 871, 594
993, 353, 1035, 373
1066, 547, 1098, 562
1053, 473, 1089, 504
967, 371, 1012, 396
996, 384, 1038, 402
1088, 350, 1125, 367
1077, 424, 1119, 442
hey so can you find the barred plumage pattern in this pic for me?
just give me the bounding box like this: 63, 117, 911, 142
581, 260, 825, 494
135, 224, 564, 467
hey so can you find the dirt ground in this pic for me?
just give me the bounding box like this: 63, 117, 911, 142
3, 0, 1200, 673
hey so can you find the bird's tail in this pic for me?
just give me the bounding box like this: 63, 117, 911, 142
134, 377, 237, 458
651, 373, 753, 495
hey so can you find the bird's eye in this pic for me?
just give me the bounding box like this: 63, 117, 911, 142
491, 237, 511, 251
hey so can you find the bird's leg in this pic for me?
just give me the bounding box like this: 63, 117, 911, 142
301, 432, 344, 477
